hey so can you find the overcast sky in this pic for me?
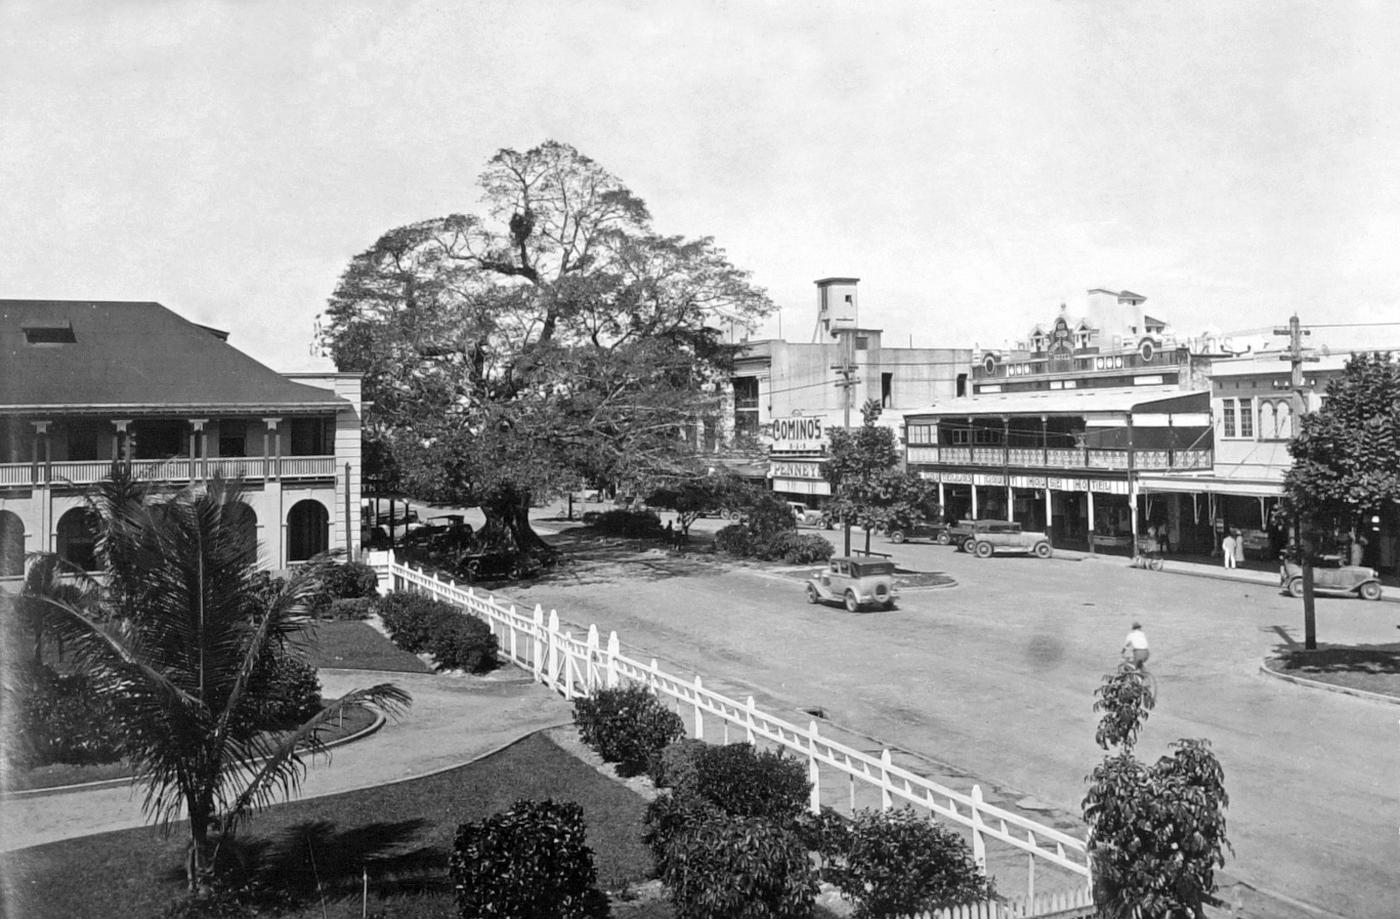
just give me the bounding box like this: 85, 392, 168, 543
4, 0, 1398, 370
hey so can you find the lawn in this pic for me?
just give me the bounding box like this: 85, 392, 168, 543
1266, 643, 1400, 699
0, 732, 657, 919
300, 620, 432, 673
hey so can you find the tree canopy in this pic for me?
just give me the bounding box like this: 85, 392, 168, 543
822, 401, 939, 551
1280, 351, 1400, 531
319, 141, 775, 548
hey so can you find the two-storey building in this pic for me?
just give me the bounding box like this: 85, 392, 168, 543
729, 278, 971, 507
0, 300, 363, 576
903, 289, 1215, 554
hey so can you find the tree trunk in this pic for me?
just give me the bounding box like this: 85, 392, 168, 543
185, 801, 216, 896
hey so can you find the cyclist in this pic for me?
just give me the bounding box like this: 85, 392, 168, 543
1122, 622, 1150, 671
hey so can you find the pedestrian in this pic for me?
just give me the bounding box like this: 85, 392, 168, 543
664, 520, 675, 548
1155, 521, 1171, 554
1350, 530, 1368, 567
1221, 529, 1237, 569
1122, 622, 1150, 671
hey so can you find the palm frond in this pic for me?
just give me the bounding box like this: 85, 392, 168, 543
223, 684, 413, 831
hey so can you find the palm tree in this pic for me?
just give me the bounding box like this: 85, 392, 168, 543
31, 472, 411, 894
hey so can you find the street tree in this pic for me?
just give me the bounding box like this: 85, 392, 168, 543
1278, 351, 1400, 648
644, 471, 755, 539
320, 141, 774, 553
1082, 665, 1230, 918
823, 400, 938, 554
31, 473, 411, 896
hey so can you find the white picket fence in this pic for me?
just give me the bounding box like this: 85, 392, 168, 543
376, 554, 1094, 908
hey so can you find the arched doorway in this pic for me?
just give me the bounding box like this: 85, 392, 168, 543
286, 500, 328, 562
225, 502, 258, 567
56, 508, 101, 571
0, 511, 24, 576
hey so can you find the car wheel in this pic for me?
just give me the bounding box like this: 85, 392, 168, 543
890, 530, 906, 544
1286, 578, 1304, 598
1034, 542, 1052, 559
936, 531, 951, 546
961, 538, 977, 554
844, 590, 860, 613
464, 560, 481, 583
974, 541, 993, 559
807, 584, 821, 604
1359, 581, 1383, 601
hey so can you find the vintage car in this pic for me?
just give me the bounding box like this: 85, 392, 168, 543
950, 519, 1052, 559
1280, 556, 1383, 600
787, 501, 826, 526
805, 556, 899, 611
885, 519, 951, 545
401, 514, 475, 552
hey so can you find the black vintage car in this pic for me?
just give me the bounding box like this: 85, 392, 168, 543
885, 519, 952, 545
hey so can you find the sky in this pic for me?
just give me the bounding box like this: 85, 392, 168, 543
4, 0, 1399, 371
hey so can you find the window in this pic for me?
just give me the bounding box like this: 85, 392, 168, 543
1239, 398, 1253, 438
956, 373, 967, 397
881, 372, 893, 408
1222, 400, 1236, 437
907, 424, 935, 445
1275, 401, 1292, 439
855, 336, 869, 351
1258, 402, 1276, 440
23, 321, 76, 344
289, 417, 333, 456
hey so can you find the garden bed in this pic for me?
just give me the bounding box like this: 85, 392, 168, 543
1, 732, 656, 919
1265, 644, 1400, 699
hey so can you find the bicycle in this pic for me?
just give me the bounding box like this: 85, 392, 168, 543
1131, 536, 1165, 571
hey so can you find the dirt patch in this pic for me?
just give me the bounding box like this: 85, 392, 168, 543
1265, 644, 1400, 699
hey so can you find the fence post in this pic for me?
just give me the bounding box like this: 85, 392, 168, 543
547, 609, 561, 691
880, 749, 893, 811
508, 603, 519, 663
606, 632, 620, 688
1025, 829, 1037, 902
692, 675, 704, 740
531, 605, 545, 683
745, 696, 756, 743
586, 624, 600, 693
807, 720, 822, 815
564, 630, 575, 698
970, 785, 988, 872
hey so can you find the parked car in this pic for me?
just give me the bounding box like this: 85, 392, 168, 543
951, 519, 1052, 558
1280, 556, 1383, 600
788, 501, 825, 526
805, 556, 899, 612
886, 519, 951, 545
948, 519, 1016, 553
402, 514, 475, 552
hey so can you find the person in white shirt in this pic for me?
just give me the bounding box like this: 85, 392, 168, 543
1221, 530, 1237, 569
1123, 622, 1150, 671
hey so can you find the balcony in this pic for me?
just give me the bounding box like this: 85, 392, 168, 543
0, 456, 339, 489
905, 444, 1212, 473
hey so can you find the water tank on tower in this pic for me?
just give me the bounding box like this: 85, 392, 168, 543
815, 277, 860, 338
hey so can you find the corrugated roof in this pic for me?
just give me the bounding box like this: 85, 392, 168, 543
922, 386, 1205, 418
0, 300, 347, 414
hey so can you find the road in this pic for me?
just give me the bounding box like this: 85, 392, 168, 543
507, 522, 1399, 919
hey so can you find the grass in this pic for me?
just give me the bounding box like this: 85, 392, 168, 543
0, 732, 655, 919
300, 619, 432, 673
1267, 643, 1400, 698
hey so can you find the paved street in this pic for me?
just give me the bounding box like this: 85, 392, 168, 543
507, 522, 1399, 919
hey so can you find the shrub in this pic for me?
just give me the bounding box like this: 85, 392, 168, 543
713, 524, 752, 557
761, 531, 835, 564
6, 662, 123, 767
235, 651, 323, 733
590, 509, 665, 539
429, 614, 499, 673
573, 684, 686, 778
326, 597, 374, 620
684, 742, 810, 822
655, 808, 817, 919
375, 592, 455, 653
450, 798, 610, 919
648, 736, 708, 788
321, 561, 381, 599
821, 808, 993, 918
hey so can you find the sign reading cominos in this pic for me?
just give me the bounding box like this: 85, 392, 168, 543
771, 416, 825, 451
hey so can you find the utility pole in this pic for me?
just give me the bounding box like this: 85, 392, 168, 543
1275, 313, 1320, 649
832, 327, 859, 554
